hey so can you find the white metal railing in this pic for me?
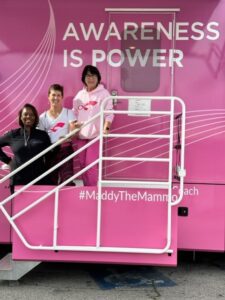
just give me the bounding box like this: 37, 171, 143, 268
0, 95, 186, 255
0, 113, 101, 185
97, 96, 186, 254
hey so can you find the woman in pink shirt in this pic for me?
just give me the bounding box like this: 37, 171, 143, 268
73, 65, 114, 186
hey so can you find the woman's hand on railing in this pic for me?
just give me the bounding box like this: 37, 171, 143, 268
69, 121, 83, 131
103, 127, 110, 135
59, 136, 72, 143
103, 121, 111, 135
68, 121, 83, 138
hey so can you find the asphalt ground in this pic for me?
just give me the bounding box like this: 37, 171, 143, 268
0, 249, 224, 300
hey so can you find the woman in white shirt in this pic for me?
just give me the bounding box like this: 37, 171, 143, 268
39, 84, 78, 185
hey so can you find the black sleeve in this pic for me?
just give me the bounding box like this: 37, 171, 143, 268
41, 130, 51, 147
40, 131, 52, 167
45, 132, 52, 148
0, 131, 12, 164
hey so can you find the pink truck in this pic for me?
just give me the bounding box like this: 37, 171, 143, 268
0, 0, 224, 278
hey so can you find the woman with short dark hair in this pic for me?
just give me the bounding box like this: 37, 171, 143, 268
0, 103, 51, 193
73, 65, 114, 186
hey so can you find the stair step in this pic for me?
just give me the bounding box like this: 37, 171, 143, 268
101, 180, 170, 189
0, 253, 12, 270
0, 253, 40, 280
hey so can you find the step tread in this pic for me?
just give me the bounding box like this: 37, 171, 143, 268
0, 253, 41, 280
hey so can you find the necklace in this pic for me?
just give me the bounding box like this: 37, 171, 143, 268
23, 129, 30, 146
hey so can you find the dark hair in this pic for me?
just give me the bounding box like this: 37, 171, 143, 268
81, 65, 101, 86
18, 103, 39, 128
48, 84, 64, 97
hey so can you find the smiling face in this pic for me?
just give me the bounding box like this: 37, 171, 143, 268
20, 107, 36, 128
85, 73, 98, 92
48, 89, 63, 109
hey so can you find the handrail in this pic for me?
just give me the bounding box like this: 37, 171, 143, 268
104, 110, 171, 115
171, 99, 186, 206
12, 158, 99, 221
101, 95, 186, 207
0, 95, 186, 256
103, 133, 170, 138
97, 95, 186, 254
101, 157, 170, 162
0, 111, 101, 184
0, 136, 100, 207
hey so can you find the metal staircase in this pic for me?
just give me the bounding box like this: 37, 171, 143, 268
0, 95, 186, 280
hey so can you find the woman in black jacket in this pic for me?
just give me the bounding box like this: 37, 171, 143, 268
0, 103, 51, 193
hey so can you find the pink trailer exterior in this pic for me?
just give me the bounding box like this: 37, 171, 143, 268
0, 0, 225, 267
11, 186, 178, 266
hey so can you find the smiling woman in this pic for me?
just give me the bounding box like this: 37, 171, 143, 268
73, 65, 114, 186
0, 103, 51, 193
38, 84, 80, 185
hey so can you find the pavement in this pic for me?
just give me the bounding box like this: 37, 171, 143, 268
0, 251, 224, 300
